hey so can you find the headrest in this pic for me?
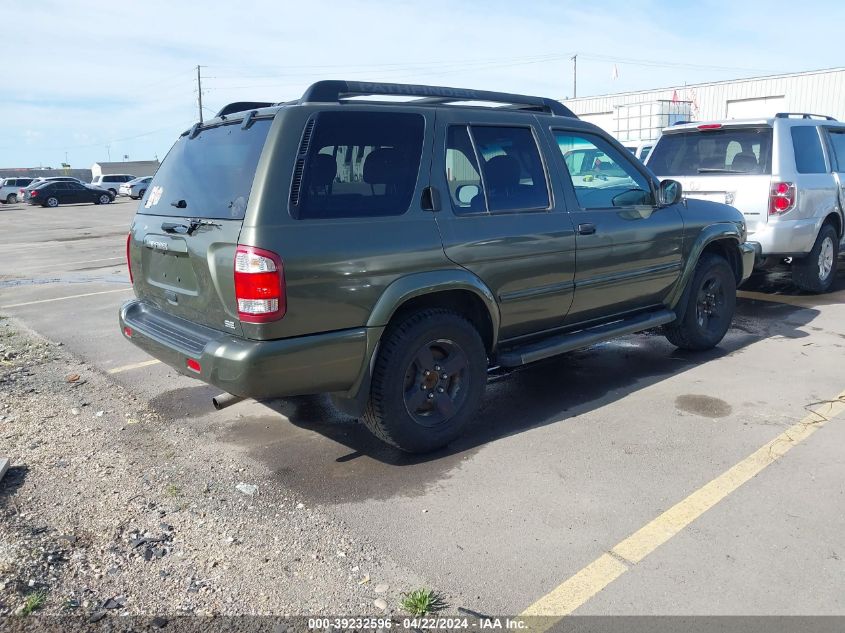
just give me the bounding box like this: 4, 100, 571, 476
363, 148, 401, 185
731, 152, 758, 171
484, 155, 521, 188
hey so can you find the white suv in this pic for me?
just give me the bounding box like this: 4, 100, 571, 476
0, 177, 35, 203
90, 174, 136, 197
648, 114, 845, 292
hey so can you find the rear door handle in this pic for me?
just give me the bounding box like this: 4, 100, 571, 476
578, 223, 597, 235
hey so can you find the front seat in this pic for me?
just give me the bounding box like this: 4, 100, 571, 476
483, 154, 521, 211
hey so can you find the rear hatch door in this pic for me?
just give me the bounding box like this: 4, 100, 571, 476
648, 124, 773, 235
129, 117, 274, 336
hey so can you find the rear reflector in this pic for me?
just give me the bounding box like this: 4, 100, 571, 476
123, 326, 132, 338
186, 358, 201, 373
234, 245, 285, 323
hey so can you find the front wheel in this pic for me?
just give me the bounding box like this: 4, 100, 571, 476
98, 194, 111, 205
6, 194, 16, 204
664, 253, 736, 351
363, 309, 487, 453
791, 224, 839, 293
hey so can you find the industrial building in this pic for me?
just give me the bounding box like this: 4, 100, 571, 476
562, 67, 845, 143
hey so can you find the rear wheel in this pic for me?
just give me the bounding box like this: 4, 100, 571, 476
6, 194, 16, 204
138, 188, 146, 198
363, 309, 487, 453
664, 253, 736, 351
108, 188, 117, 197
46, 196, 59, 208
791, 224, 838, 293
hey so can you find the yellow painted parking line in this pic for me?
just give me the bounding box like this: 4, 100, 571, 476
522, 389, 845, 623
737, 289, 845, 308
107, 359, 161, 374
1, 287, 132, 309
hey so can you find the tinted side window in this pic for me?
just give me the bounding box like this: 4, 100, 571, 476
292, 111, 424, 220
471, 126, 549, 212
791, 127, 827, 174
828, 130, 845, 171
555, 131, 654, 209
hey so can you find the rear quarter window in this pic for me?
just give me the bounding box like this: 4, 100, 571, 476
791, 127, 827, 174
648, 127, 773, 176
290, 111, 425, 220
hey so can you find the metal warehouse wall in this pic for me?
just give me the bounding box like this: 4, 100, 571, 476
562, 67, 845, 138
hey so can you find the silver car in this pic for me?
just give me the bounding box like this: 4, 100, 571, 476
648, 113, 845, 292
118, 176, 152, 199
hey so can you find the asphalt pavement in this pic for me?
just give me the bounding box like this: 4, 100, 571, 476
1, 196, 844, 616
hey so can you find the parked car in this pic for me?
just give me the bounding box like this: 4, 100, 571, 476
648, 113, 845, 292
25, 181, 113, 207
15, 176, 88, 202
118, 176, 152, 199
0, 177, 34, 203
90, 174, 136, 197
119, 80, 754, 453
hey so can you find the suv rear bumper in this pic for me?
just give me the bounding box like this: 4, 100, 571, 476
119, 299, 368, 399
749, 217, 821, 256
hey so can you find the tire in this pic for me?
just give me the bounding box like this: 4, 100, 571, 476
98, 194, 111, 205
664, 253, 736, 351
108, 188, 117, 197
362, 309, 487, 453
6, 194, 16, 204
791, 223, 839, 293
138, 188, 146, 198
46, 196, 59, 208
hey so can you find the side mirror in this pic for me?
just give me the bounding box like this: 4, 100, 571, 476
455, 183, 480, 205
657, 179, 682, 207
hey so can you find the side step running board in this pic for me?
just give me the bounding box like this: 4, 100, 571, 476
496, 309, 676, 367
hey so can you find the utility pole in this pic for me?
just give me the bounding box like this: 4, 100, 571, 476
571, 54, 578, 99
196, 65, 204, 124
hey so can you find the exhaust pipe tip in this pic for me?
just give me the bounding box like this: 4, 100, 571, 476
212, 393, 244, 411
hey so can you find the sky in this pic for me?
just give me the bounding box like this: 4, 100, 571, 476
2, 0, 842, 169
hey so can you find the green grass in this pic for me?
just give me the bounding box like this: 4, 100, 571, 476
400, 588, 447, 616
164, 483, 180, 497
20, 590, 47, 616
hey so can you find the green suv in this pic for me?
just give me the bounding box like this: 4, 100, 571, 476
119, 81, 755, 452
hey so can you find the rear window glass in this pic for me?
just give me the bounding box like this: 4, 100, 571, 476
791, 127, 827, 174
648, 127, 773, 176
291, 111, 424, 219
827, 130, 845, 172
139, 118, 272, 219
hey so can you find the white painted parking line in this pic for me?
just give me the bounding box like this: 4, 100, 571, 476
107, 359, 162, 374
1, 287, 132, 309
522, 388, 845, 623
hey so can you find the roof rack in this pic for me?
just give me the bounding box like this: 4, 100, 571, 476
775, 112, 837, 121
299, 80, 577, 118
215, 101, 275, 117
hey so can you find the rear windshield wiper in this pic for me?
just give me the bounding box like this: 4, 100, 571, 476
697, 168, 746, 174
186, 218, 222, 235
160, 218, 222, 235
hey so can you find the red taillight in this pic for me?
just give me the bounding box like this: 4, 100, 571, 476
123, 326, 132, 338
126, 232, 133, 283
30, 190, 38, 197
697, 124, 723, 130
186, 358, 201, 373
769, 182, 796, 216
234, 245, 285, 323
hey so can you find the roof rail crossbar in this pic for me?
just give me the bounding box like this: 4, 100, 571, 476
215, 101, 276, 118
775, 112, 838, 121
300, 80, 577, 118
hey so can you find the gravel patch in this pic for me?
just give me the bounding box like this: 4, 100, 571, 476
0, 317, 427, 620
